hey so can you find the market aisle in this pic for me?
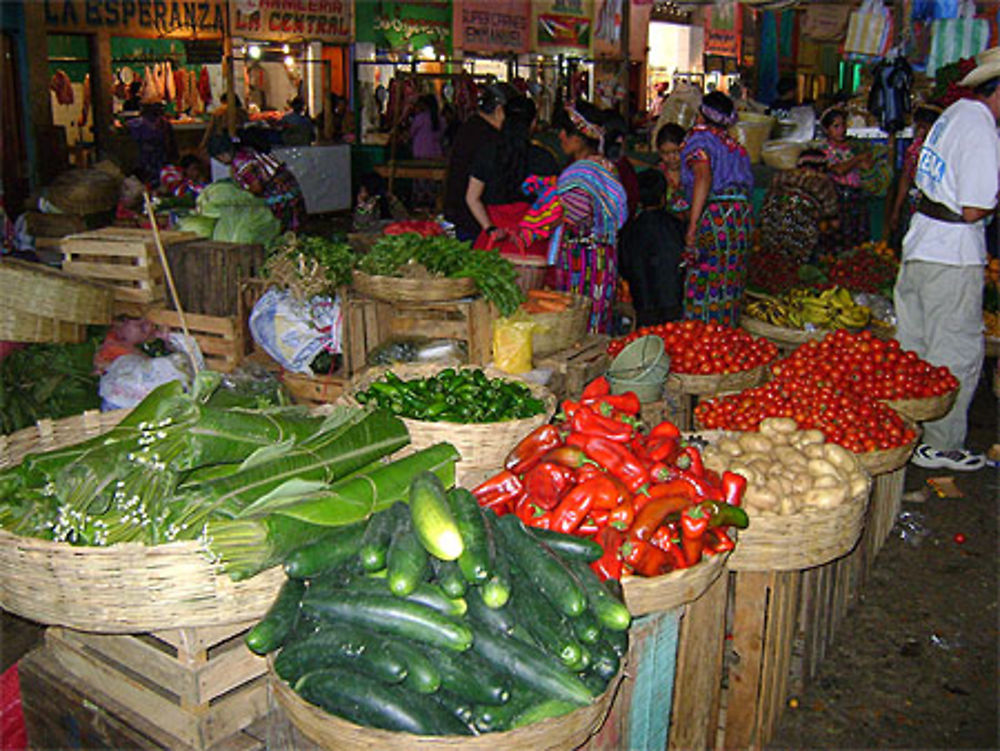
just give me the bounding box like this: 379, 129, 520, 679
768, 368, 999, 750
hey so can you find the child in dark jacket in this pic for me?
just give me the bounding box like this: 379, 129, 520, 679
618, 169, 685, 327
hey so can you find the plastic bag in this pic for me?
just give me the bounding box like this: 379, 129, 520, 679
249, 287, 342, 375
492, 312, 537, 375
98, 333, 205, 411
212, 206, 280, 245
367, 337, 468, 367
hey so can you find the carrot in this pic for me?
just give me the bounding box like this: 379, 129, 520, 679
527, 289, 571, 303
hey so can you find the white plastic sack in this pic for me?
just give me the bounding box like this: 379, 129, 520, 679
99, 334, 205, 410
249, 288, 343, 375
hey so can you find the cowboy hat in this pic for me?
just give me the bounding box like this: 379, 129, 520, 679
958, 46, 1000, 88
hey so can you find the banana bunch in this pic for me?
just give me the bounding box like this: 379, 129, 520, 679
746, 287, 870, 330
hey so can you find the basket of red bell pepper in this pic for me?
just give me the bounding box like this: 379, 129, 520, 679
472, 376, 750, 615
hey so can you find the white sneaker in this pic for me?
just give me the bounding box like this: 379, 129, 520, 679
911, 444, 985, 472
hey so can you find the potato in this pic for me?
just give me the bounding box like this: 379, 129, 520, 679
738, 433, 774, 453
760, 417, 797, 436
728, 464, 763, 486
790, 473, 813, 495
795, 429, 826, 447
806, 458, 841, 479
774, 446, 807, 468
745, 487, 778, 511
779, 495, 801, 514
849, 471, 870, 499
811, 474, 842, 489
823, 443, 857, 472
804, 485, 847, 508
717, 437, 743, 457
803, 444, 827, 460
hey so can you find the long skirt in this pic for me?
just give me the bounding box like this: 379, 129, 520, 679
553, 234, 617, 334
683, 197, 752, 327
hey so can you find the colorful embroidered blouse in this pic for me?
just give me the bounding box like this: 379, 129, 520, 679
680, 124, 753, 199
823, 139, 862, 188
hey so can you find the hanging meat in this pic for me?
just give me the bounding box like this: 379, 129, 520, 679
50, 69, 74, 105
165, 60, 175, 102
198, 66, 212, 105
78, 73, 90, 126
174, 67, 187, 111
143, 65, 157, 102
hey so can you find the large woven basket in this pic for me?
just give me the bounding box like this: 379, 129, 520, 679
344, 364, 556, 471
529, 294, 592, 358
501, 253, 549, 295
884, 388, 957, 423
665, 362, 771, 397
727, 486, 870, 571
44, 168, 121, 215
0, 306, 87, 344
621, 549, 730, 616
853, 419, 920, 476
740, 315, 829, 348
0, 409, 285, 633
0, 257, 114, 325
270, 658, 623, 751
352, 270, 477, 304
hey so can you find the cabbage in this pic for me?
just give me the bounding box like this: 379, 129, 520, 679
175, 214, 217, 238
212, 207, 281, 245
197, 179, 263, 218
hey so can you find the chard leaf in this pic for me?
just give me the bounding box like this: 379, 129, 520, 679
238, 439, 296, 471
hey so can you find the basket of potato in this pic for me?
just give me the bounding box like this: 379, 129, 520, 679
699, 418, 871, 571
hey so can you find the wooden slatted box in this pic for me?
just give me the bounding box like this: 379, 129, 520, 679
61, 228, 197, 305
41, 620, 268, 751
534, 334, 611, 401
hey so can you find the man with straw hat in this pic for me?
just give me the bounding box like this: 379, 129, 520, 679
896, 47, 1000, 471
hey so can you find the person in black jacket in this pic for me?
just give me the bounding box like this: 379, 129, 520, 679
618, 169, 685, 327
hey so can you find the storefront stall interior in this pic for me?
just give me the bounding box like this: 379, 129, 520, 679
47, 34, 95, 167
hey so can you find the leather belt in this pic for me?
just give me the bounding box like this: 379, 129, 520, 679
916, 195, 965, 224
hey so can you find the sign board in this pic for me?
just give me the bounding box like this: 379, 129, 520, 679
453, 0, 530, 55
704, 2, 742, 59
41, 0, 225, 37
532, 0, 593, 54
231, 0, 351, 42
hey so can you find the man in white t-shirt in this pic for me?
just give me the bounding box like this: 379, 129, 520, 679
896, 49, 1000, 471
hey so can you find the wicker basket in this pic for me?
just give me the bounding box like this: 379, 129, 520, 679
621, 549, 730, 616
501, 253, 549, 295
726, 487, 870, 571
0, 257, 114, 325
665, 362, 771, 397
44, 168, 121, 215
0, 409, 286, 633
529, 294, 592, 358
271, 658, 623, 751
344, 364, 556, 471
352, 270, 477, 304
0, 306, 87, 344
884, 388, 957, 423
740, 315, 829, 348
853, 420, 920, 476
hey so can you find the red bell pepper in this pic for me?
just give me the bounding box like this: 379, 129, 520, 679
560, 399, 582, 419
672, 471, 724, 503
629, 492, 692, 540
505, 425, 563, 475
581, 376, 611, 400
680, 506, 710, 565
581, 474, 624, 511
472, 470, 525, 515
550, 478, 610, 534
648, 420, 681, 441
676, 445, 706, 477
650, 526, 690, 570
622, 539, 672, 577
568, 434, 650, 493
647, 436, 681, 464
576, 462, 605, 483
721, 471, 747, 507
635, 479, 697, 512
570, 406, 634, 443
525, 511, 552, 530
706, 527, 735, 554
583, 392, 641, 416
607, 499, 635, 530
591, 526, 624, 581
541, 444, 592, 469
522, 461, 577, 510
577, 518, 601, 536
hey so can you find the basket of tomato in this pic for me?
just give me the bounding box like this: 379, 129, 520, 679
471, 377, 749, 616
772, 330, 959, 424
608, 321, 777, 396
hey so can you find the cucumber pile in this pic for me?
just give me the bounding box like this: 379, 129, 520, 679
246, 471, 632, 736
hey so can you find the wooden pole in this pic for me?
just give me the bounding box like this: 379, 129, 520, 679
223, 2, 236, 137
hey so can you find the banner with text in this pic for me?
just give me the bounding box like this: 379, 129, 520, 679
231, 0, 351, 42
533, 0, 593, 54
42, 0, 225, 37
454, 0, 530, 54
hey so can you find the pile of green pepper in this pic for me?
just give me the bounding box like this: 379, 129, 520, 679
354, 369, 545, 423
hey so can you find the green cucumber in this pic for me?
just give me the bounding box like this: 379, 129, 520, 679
340, 576, 465, 617
510, 698, 578, 728
580, 669, 610, 697
399, 645, 441, 694
588, 637, 621, 682
433, 690, 476, 728
465, 588, 518, 636
358, 505, 401, 572
418, 645, 511, 706
508, 574, 584, 669
302, 590, 473, 651
601, 626, 628, 657
273, 628, 408, 684
409, 472, 463, 561
566, 558, 631, 632
468, 622, 594, 706
480, 510, 512, 609
430, 557, 467, 598
294, 668, 470, 735
571, 611, 603, 645
283, 521, 367, 579
495, 514, 586, 618
387, 513, 429, 596
447, 487, 491, 582
245, 578, 305, 655
472, 689, 543, 733
526, 527, 604, 562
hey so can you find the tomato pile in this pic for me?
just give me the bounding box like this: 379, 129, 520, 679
608, 321, 778, 375
694, 377, 918, 453
819, 244, 898, 295
472, 378, 749, 581
772, 330, 959, 400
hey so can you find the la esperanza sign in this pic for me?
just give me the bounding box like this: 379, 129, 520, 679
232, 0, 351, 42
42, 0, 225, 36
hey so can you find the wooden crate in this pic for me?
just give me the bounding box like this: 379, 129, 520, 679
165, 240, 267, 317
146, 308, 245, 373
281, 371, 348, 406
534, 334, 610, 401
61, 228, 197, 305
38, 620, 268, 751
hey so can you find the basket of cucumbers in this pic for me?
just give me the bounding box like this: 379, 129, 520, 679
251, 473, 629, 749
